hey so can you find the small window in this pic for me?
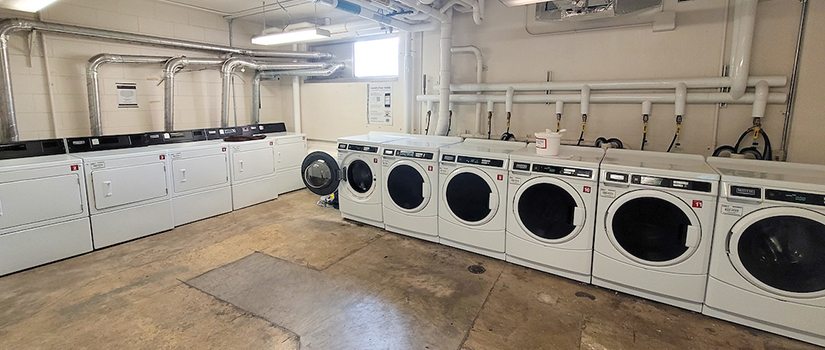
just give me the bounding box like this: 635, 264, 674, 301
353, 37, 399, 78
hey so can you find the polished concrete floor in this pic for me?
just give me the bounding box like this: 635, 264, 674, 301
0, 190, 819, 349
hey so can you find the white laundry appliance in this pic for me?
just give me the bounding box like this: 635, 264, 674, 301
205, 126, 280, 210
300, 133, 409, 228
506, 144, 604, 283
69, 134, 174, 249
703, 157, 825, 347
146, 130, 232, 226
0, 139, 92, 276
438, 139, 527, 260
252, 123, 308, 195
591, 149, 719, 312
380, 135, 464, 242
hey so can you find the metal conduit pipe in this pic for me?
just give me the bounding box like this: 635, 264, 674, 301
251, 63, 345, 124
416, 92, 788, 104
86, 54, 173, 136
441, 76, 787, 92
163, 57, 226, 132
0, 18, 333, 142
311, 0, 440, 32
221, 58, 331, 127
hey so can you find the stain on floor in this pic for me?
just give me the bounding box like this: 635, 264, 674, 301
0, 190, 819, 349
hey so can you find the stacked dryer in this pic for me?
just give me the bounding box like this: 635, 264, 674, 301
506, 144, 604, 283
251, 123, 308, 195
68, 134, 174, 249
437, 139, 527, 259
0, 139, 93, 276
704, 157, 825, 347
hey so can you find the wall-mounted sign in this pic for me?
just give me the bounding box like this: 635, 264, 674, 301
116, 83, 138, 108
367, 83, 392, 125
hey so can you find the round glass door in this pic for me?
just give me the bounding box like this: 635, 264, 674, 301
728, 207, 825, 298
606, 190, 701, 266
514, 177, 585, 243
386, 161, 430, 212
443, 168, 498, 225
346, 159, 373, 194
301, 151, 340, 196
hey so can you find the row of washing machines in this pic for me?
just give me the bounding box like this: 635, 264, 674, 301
301, 133, 825, 347
0, 122, 306, 276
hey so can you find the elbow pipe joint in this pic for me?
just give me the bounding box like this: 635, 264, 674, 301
752, 80, 769, 119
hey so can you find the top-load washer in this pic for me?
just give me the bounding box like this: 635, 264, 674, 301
506, 144, 604, 283
300, 132, 409, 228
146, 130, 232, 226
592, 149, 719, 312
251, 123, 308, 195
69, 134, 174, 249
380, 135, 464, 242
703, 157, 825, 347
438, 139, 527, 260
0, 139, 93, 276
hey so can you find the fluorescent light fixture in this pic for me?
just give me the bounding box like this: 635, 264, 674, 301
0, 0, 59, 12
353, 37, 399, 78
251, 28, 331, 46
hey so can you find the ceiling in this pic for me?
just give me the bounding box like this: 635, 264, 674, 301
159, 0, 355, 28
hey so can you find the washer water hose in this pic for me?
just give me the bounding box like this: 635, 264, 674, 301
501, 87, 516, 141
555, 101, 564, 132
446, 110, 453, 136
578, 86, 591, 146
577, 114, 587, 146
641, 101, 652, 150
424, 110, 432, 135
500, 112, 515, 141
667, 115, 682, 152
487, 111, 493, 139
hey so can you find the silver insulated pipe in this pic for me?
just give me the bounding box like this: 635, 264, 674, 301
251, 63, 346, 124
163, 57, 226, 132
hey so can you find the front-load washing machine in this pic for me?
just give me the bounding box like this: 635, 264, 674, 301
301, 133, 409, 228
381, 135, 463, 242
0, 139, 93, 276
506, 144, 604, 283
69, 134, 174, 249
252, 123, 308, 195
703, 157, 825, 347
438, 139, 527, 260
592, 149, 719, 312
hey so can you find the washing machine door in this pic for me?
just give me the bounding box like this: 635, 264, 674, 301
443, 167, 499, 226
301, 151, 341, 196
385, 160, 431, 212
514, 177, 586, 243
727, 207, 825, 300
605, 189, 702, 266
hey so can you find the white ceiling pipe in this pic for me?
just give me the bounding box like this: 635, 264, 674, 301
642, 101, 652, 116
451, 45, 483, 136
675, 83, 687, 116
752, 80, 769, 119
416, 92, 788, 104
402, 32, 414, 134
505, 86, 515, 114
394, 0, 445, 22
311, 0, 440, 32
442, 76, 787, 92
581, 85, 591, 116
434, 9, 453, 136
730, 0, 758, 100
556, 101, 564, 115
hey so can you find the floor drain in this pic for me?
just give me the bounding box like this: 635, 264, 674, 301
468, 265, 486, 274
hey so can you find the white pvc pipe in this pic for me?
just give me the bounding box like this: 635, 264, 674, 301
451, 45, 483, 136
555, 101, 564, 115
443, 76, 786, 92
417, 92, 787, 104
581, 85, 591, 115
642, 101, 652, 116
424, 100, 434, 135
403, 32, 413, 133
752, 80, 769, 118
730, 0, 758, 100
293, 44, 302, 133
505, 86, 514, 113
675, 83, 687, 116
434, 9, 453, 136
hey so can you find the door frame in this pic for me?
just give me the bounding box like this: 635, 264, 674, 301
513, 176, 586, 244
384, 159, 431, 213
442, 167, 499, 226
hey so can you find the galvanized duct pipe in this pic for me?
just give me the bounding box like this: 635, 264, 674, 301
163, 57, 226, 132
221, 58, 330, 127
251, 63, 346, 124
86, 54, 173, 136
0, 18, 333, 142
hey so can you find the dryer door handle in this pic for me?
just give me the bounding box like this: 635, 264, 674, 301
573, 206, 585, 226
0, 199, 3, 216
488, 193, 498, 210
180, 169, 187, 182
239, 160, 244, 172
685, 225, 701, 247
342, 166, 348, 182
104, 181, 113, 197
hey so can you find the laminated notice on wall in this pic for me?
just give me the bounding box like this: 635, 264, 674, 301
367, 83, 392, 125
117, 83, 138, 108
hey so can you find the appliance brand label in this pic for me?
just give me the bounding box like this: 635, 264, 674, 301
90, 162, 105, 169
600, 188, 616, 198
509, 176, 521, 185
439, 166, 451, 175
721, 204, 743, 216
171, 153, 182, 159
382, 160, 390, 167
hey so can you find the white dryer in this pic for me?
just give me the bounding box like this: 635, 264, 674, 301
506, 144, 604, 283
252, 123, 308, 195
0, 139, 92, 276
438, 139, 527, 260
703, 157, 825, 347
208, 126, 279, 210
592, 149, 719, 312
69, 135, 174, 249
300, 133, 409, 228
381, 135, 463, 242
146, 130, 232, 227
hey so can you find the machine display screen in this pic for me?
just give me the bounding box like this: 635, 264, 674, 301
457, 156, 504, 168
532, 164, 593, 178
348, 144, 379, 153
766, 189, 825, 207
631, 175, 712, 193
442, 154, 456, 162
513, 162, 530, 171
396, 150, 434, 160
639, 176, 664, 186
730, 186, 761, 199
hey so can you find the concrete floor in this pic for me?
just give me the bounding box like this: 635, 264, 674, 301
0, 190, 820, 350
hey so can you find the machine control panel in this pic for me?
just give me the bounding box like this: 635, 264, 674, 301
630, 175, 712, 193
512, 162, 530, 171
605, 172, 629, 183
0, 139, 66, 160
766, 189, 825, 207
338, 143, 348, 150
347, 144, 379, 153
383, 149, 395, 156
529, 164, 593, 179
395, 150, 433, 160
457, 156, 504, 168
730, 185, 761, 199
442, 154, 456, 162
